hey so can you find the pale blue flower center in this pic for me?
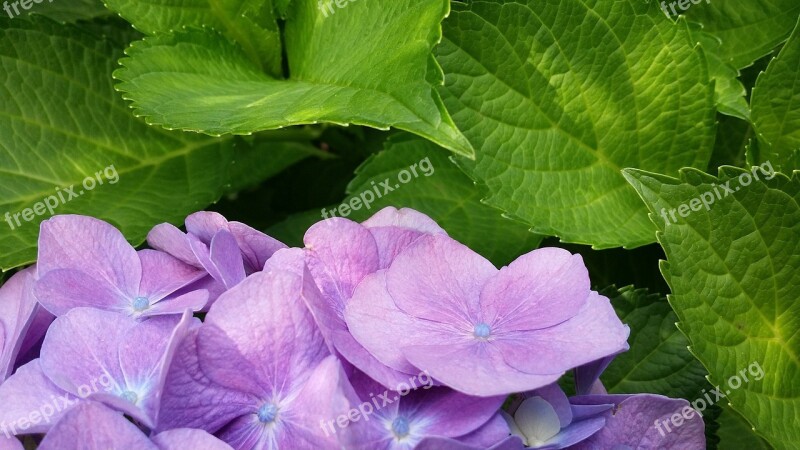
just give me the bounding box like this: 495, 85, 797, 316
120, 390, 138, 404
258, 403, 278, 424
391, 417, 410, 438
473, 322, 491, 339
132, 296, 149, 311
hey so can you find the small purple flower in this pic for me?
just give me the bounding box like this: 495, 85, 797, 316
337, 370, 506, 449
345, 236, 630, 396
35, 215, 208, 318
148, 211, 286, 295
0, 267, 53, 382
158, 249, 351, 449
303, 207, 447, 387
0, 308, 192, 434
37, 401, 232, 450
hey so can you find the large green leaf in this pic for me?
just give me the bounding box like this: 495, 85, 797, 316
0, 18, 300, 270
104, 0, 281, 76
114, 0, 474, 158
682, 0, 800, 69
600, 286, 709, 400
270, 133, 542, 266
437, 0, 715, 249
624, 167, 800, 448
751, 19, 800, 172
716, 407, 772, 450
20, 0, 111, 22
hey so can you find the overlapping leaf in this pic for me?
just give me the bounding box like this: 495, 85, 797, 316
113, 0, 474, 157
624, 166, 800, 448
437, 0, 715, 249
682, 0, 800, 69
752, 19, 800, 172
104, 0, 282, 75
0, 18, 305, 270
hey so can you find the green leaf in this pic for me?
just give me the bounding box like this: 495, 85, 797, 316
20, 0, 111, 22
600, 286, 709, 400
716, 407, 773, 450
0, 18, 294, 270
271, 133, 542, 266
104, 0, 282, 75
682, 0, 800, 69
113, 0, 474, 158
690, 26, 750, 120
437, 0, 715, 249
624, 166, 800, 448
751, 18, 800, 172
225, 138, 328, 193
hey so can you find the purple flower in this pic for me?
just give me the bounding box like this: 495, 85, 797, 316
345, 237, 630, 396
37, 401, 232, 450
303, 207, 447, 387
337, 370, 506, 449
0, 308, 192, 434
157, 249, 351, 449
0, 435, 22, 450
148, 211, 286, 295
0, 267, 53, 382
35, 215, 208, 318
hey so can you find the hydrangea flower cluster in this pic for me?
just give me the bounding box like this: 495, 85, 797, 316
0, 208, 705, 449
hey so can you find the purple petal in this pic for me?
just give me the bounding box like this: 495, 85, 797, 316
228, 221, 286, 272
538, 416, 607, 449
399, 387, 504, 438
34, 269, 124, 316
147, 223, 201, 268
304, 217, 380, 314
209, 230, 246, 289
416, 436, 525, 450
185, 211, 228, 244
0, 360, 79, 435
570, 394, 705, 449
496, 292, 629, 375
346, 271, 458, 376
38, 402, 156, 450
199, 269, 329, 397
0, 436, 22, 450
481, 248, 590, 331
37, 215, 140, 300
217, 356, 349, 449
137, 250, 205, 303
332, 329, 417, 389
115, 312, 193, 427
157, 328, 256, 433
152, 428, 233, 450
457, 413, 513, 447
0, 268, 41, 380
362, 207, 447, 268
40, 309, 130, 393
140, 290, 208, 318
402, 342, 561, 397
386, 234, 496, 325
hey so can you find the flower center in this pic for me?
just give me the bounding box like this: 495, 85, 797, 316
391, 416, 410, 438
258, 403, 278, 424
120, 390, 138, 405
132, 296, 150, 312
473, 322, 491, 339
